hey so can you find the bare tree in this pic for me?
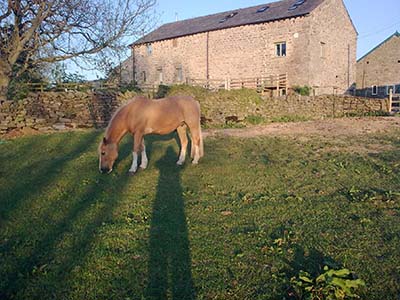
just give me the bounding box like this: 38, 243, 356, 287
0, 0, 156, 98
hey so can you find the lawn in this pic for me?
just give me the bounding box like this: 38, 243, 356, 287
0, 128, 399, 300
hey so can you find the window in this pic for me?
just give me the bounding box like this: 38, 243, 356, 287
146, 44, 153, 55
372, 85, 377, 95
176, 66, 183, 82
172, 39, 178, 47
320, 41, 326, 58
276, 42, 286, 57
386, 85, 395, 95
142, 71, 146, 83
288, 0, 306, 10
256, 6, 269, 13
157, 67, 163, 83
219, 12, 238, 23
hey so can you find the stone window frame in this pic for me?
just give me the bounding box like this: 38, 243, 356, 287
146, 43, 153, 55
275, 41, 287, 57
156, 67, 163, 83
386, 85, 395, 95
175, 66, 183, 82
320, 41, 326, 59
371, 85, 378, 96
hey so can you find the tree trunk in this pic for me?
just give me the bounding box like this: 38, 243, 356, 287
0, 62, 11, 99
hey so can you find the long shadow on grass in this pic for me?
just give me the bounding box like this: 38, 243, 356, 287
0, 136, 132, 300
0, 131, 100, 223
146, 146, 196, 300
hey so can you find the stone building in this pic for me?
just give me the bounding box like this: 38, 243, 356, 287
356, 32, 400, 97
129, 0, 357, 95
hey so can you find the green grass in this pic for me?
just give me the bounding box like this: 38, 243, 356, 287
1, 129, 400, 300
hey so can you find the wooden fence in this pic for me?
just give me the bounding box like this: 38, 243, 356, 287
186, 74, 288, 95
23, 82, 124, 92
23, 74, 288, 96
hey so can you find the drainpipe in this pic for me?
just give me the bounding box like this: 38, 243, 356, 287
206, 32, 210, 80
347, 44, 350, 89
132, 46, 136, 85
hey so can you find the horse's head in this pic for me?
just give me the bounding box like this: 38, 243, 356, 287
98, 137, 118, 174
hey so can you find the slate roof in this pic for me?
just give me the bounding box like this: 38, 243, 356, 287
133, 0, 325, 45
357, 31, 400, 62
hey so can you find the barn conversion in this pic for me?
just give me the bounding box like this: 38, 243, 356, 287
127, 0, 357, 95
356, 32, 400, 98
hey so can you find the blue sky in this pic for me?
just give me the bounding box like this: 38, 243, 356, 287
75, 0, 400, 79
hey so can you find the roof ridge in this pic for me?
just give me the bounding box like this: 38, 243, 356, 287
132, 0, 325, 45
159, 0, 292, 27
357, 31, 400, 62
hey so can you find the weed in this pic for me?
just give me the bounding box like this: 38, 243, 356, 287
290, 266, 365, 300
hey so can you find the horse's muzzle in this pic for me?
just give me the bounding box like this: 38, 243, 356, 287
100, 167, 112, 174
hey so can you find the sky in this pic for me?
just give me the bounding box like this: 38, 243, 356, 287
75, 0, 400, 79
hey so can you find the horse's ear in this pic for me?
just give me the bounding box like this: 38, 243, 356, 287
103, 137, 107, 145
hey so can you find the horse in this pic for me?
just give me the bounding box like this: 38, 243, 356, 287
98, 95, 204, 174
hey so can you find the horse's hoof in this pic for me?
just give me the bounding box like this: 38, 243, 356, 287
176, 161, 184, 166
128, 171, 136, 176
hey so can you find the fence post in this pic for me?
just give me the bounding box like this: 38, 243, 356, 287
388, 89, 393, 113
276, 74, 280, 96
225, 78, 231, 91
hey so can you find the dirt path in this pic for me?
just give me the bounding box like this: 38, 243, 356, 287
203, 117, 400, 138
2, 117, 400, 140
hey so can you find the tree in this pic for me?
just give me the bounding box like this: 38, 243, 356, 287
0, 0, 156, 98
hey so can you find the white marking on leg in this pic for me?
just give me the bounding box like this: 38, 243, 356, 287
129, 152, 138, 173
140, 145, 148, 169
192, 145, 199, 165
177, 147, 187, 165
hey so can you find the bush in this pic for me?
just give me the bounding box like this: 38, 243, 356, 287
155, 84, 171, 99
293, 85, 312, 96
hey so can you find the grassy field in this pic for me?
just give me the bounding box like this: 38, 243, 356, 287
0, 128, 399, 299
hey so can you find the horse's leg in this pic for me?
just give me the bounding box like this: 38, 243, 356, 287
176, 124, 188, 165
139, 138, 148, 169
129, 133, 144, 174
188, 124, 202, 164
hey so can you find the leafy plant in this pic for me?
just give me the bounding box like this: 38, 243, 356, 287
293, 85, 312, 96
290, 266, 365, 300
155, 84, 171, 99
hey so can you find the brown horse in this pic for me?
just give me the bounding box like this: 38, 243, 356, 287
98, 95, 204, 174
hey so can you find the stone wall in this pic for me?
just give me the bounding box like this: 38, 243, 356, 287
0, 91, 137, 135
0, 88, 389, 135
167, 86, 388, 125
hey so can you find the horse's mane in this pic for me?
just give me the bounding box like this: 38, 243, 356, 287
105, 96, 147, 139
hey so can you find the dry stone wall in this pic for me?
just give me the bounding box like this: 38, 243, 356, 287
0, 91, 137, 135
0, 89, 389, 135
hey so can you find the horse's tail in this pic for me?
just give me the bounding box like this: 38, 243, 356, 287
199, 126, 204, 157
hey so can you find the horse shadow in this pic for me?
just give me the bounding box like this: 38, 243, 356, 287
146, 146, 196, 300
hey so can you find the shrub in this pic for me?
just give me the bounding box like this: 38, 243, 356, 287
293, 85, 312, 96
155, 84, 171, 99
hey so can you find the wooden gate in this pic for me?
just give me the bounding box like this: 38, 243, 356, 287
389, 89, 400, 112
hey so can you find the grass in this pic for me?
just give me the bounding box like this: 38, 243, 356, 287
0, 129, 400, 299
